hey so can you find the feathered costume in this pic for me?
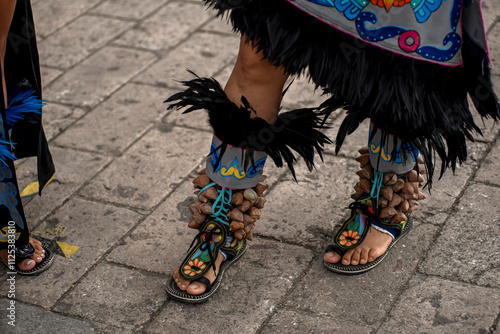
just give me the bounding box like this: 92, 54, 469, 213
0, 0, 54, 252
165, 0, 500, 290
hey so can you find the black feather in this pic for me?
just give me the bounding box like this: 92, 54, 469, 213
165, 71, 332, 179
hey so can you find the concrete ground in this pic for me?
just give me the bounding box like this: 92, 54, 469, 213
1, 0, 500, 333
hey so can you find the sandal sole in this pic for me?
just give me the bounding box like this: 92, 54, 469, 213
323, 219, 413, 275
165, 242, 247, 303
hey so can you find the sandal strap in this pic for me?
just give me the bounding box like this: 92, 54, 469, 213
195, 277, 212, 292
14, 242, 36, 259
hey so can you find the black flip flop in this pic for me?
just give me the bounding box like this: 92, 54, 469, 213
323, 218, 413, 274
166, 242, 247, 303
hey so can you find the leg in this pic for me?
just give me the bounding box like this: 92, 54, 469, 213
324, 125, 425, 272
0, 0, 47, 272
171, 38, 288, 297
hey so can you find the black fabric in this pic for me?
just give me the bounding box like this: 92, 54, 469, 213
0, 0, 54, 249
205, 0, 500, 186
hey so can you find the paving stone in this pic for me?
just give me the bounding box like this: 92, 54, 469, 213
378, 275, 500, 334
32, 0, 101, 38
145, 239, 314, 334
201, 15, 234, 34
39, 15, 133, 69
324, 116, 370, 159
41, 67, 63, 87
79, 126, 212, 210
483, 0, 500, 32
53, 84, 173, 155
15, 146, 111, 223
42, 102, 86, 141
262, 308, 373, 334
491, 24, 500, 77
106, 163, 286, 273
115, 2, 213, 51
419, 183, 500, 288
91, 0, 168, 20
0, 198, 141, 308
54, 263, 166, 331
281, 75, 325, 110
134, 32, 239, 88
261, 154, 360, 249
0, 298, 95, 334
475, 139, 500, 187
283, 222, 439, 325
44, 46, 157, 108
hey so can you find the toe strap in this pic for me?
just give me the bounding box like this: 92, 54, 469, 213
325, 244, 346, 257
195, 277, 212, 292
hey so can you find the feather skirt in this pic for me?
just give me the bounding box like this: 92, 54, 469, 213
205, 0, 500, 185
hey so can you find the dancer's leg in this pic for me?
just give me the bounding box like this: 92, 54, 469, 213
172, 38, 289, 296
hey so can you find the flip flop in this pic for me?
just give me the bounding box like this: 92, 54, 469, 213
323, 218, 413, 274
166, 241, 247, 303
1, 244, 54, 275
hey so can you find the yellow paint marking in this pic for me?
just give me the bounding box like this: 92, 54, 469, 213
56, 241, 80, 258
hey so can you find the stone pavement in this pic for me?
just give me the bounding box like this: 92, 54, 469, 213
1, 0, 500, 333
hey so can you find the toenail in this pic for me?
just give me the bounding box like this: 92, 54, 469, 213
343, 259, 349, 264
191, 284, 199, 289
36, 257, 41, 261
175, 279, 179, 283
325, 252, 335, 258
352, 260, 358, 265
26, 260, 34, 266
180, 285, 186, 289
369, 257, 374, 261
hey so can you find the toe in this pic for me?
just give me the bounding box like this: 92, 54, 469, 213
17, 259, 36, 271
359, 249, 370, 265
350, 249, 361, 265
30, 237, 43, 251
186, 282, 207, 296
368, 248, 378, 262
342, 250, 353, 265
323, 251, 341, 264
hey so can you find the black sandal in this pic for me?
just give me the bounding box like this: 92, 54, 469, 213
1, 242, 54, 275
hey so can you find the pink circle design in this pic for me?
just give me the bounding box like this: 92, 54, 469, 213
399, 31, 420, 53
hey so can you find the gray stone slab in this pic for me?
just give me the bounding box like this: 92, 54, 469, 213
491, 24, 500, 76
39, 15, 133, 69
0, 298, 95, 334
44, 46, 157, 108
54, 263, 166, 331
15, 146, 112, 223
262, 308, 373, 334
475, 139, 500, 187
42, 102, 86, 141
41, 67, 63, 87
483, 0, 500, 32
283, 222, 439, 325
54, 84, 173, 155
32, 0, 101, 38
115, 2, 213, 51
91, 0, 168, 20
419, 183, 500, 288
145, 239, 314, 334
281, 75, 324, 110
378, 275, 500, 334
324, 116, 370, 159
106, 164, 286, 273
0, 198, 141, 308
260, 154, 360, 249
79, 126, 212, 210
201, 15, 234, 35
134, 32, 239, 88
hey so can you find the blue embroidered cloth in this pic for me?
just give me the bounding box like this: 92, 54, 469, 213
288, 0, 487, 66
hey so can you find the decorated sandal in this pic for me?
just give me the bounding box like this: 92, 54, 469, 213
1, 242, 54, 275
324, 145, 425, 274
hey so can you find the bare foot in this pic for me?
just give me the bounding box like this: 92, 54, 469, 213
323, 228, 393, 265
0, 237, 46, 271
172, 252, 225, 295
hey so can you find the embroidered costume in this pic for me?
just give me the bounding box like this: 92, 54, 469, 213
0, 0, 55, 274
166, 0, 499, 297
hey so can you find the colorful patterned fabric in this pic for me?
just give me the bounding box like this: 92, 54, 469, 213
288, 0, 481, 66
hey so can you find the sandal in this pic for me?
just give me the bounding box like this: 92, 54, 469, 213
1, 242, 54, 275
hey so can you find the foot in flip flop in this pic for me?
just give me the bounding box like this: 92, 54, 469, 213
172, 251, 225, 296
0, 237, 54, 275
323, 228, 393, 266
